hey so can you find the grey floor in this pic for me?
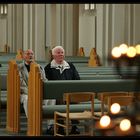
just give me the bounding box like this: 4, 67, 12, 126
1, 108, 140, 137
0, 110, 49, 136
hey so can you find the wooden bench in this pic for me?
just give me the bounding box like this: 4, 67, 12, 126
0, 53, 16, 64
79, 75, 121, 80
77, 66, 138, 73
65, 56, 89, 63
43, 79, 137, 99
0, 53, 138, 78
6, 60, 20, 133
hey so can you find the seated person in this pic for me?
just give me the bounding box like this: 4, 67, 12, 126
44, 46, 80, 135
18, 49, 55, 127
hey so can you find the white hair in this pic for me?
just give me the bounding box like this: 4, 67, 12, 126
52, 46, 65, 55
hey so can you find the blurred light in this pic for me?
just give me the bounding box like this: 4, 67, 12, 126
84, 4, 96, 16
126, 46, 136, 58
90, 4, 95, 10
110, 103, 121, 114
120, 119, 131, 131
135, 44, 140, 55
111, 47, 121, 58
119, 44, 128, 54
85, 4, 90, 10
84, 4, 95, 10
100, 115, 111, 127
0, 4, 7, 15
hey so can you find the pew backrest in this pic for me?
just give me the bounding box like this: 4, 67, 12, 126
43, 79, 137, 99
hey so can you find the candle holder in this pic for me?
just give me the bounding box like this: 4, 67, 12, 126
115, 125, 136, 136
95, 121, 116, 136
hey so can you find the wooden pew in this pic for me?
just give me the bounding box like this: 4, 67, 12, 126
0, 53, 16, 64
76, 66, 138, 74
6, 61, 43, 135
65, 56, 89, 63
6, 60, 20, 133
0, 53, 138, 79
43, 79, 137, 99
27, 62, 43, 136
80, 75, 121, 80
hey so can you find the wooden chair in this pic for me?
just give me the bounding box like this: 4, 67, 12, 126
97, 91, 134, 116
54, 92, 99, 136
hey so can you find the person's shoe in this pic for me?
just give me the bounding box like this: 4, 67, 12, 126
46, 125, 54, 135
69, 126, 80, 135
57, 127, 65, 135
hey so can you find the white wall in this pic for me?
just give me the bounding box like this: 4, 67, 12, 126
133, 4, 140, 44
0, 17, 7, 52
1, 4, 140, 65
79, 4, 96, 56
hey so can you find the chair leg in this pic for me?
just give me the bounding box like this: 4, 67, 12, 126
54, 115, 66, 136
66, 119, 69, 136
84, 119, 94, 136
85, 120, 90, 134
90, 119, 94, 136
54, 113, 57, 136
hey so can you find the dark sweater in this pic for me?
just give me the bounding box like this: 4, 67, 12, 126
25, 63, 30, 72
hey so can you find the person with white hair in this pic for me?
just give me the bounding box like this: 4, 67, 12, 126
44, 46, 80, 135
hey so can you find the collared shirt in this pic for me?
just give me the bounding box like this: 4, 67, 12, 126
50, 60, 70, 74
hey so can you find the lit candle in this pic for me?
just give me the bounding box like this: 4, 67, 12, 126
119, 43, 128, 54
135, 44, 140, 54
126, 46, 136, 58
111, 46, 121, 58
110, 103, 121, 114
99, 115, 111, 128
119, 119, 131, 131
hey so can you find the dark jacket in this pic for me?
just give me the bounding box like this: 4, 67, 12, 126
44, 62, 80, 80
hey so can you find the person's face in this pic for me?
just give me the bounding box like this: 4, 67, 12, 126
24, 49, 34, 64
53, 48, 64, 64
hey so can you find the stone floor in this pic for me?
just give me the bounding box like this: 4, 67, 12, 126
0, 111, 48, 136
1, 109, 140, 137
